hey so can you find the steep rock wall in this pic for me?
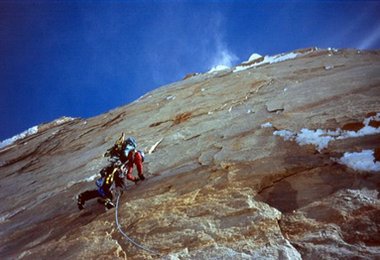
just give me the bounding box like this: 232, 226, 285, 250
0, 48, 379, 259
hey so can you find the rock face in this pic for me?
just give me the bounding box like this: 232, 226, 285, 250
0, 48, 380, 259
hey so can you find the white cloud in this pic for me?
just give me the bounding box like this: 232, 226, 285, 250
208, 65, 230, 73
207, 13, 239, 71
210, 48, 238, 69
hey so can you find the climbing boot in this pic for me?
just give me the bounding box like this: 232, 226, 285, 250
104, 199, 115, 210
133, 178, 140, 185
139, 175, 145, 181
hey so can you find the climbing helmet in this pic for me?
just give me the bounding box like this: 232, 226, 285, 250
125, 137, 137, 148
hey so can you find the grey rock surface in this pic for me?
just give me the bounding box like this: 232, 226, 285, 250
0, 48, 379, 259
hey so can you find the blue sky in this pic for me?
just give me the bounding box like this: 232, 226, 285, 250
1, 0, 380, 140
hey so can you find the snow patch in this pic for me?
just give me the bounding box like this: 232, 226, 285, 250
338, 113, 380, 139
261, 122, 273, 128
54, 116, 75, 125
84, 174, 98, 182
339, 150, 380, 172
247, 53, 262, 62
327, 47, 339, 52
273, 113, 380, 152
233, 65, 249, 73
364, 113, 380, 124
273, 130, 295, 141
338, 125, 380, 139
295, 128, 335, 152
268, 52, 298, 63
0, 126, 39, 149
234, 51, 302, 73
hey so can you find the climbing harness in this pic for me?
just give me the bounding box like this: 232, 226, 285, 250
115, 192, 160, 256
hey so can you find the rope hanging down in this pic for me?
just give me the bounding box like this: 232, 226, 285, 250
115, 192, 160, 256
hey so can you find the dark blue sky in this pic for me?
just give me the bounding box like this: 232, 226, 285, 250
1, 0, 380, 140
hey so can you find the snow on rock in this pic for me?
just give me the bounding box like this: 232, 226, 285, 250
261, 122, 273, 128
295, 128, 335, 152
338, 125, 380, 139
83, 174, 99, 182
247, 53, 262, 63
273, 129, 295, 141
54, 116, 75, 125
274, 113, 380, 152
0, 126, 39, 149
339, 150, 380, 172
208, 65, 230, 73
0, 116, 75, 150
234, 51, 301, 72
338, 113, 380, 139
364, 112, 380, 125
268, 52, 299, 63
327, 47, 339, 52
234, 65, 250, 73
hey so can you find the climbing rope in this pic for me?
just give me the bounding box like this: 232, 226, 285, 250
115, 192, 160, 256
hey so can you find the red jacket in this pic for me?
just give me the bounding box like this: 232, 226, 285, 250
124, 150, 143, 181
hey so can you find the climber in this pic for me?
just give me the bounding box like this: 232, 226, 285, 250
77, 163, 121, 210
103, 135, 145, 186
120, 136, 146, 184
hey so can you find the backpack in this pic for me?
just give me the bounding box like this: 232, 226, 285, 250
137, 150, 145, 162
98, 164, 119, 189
